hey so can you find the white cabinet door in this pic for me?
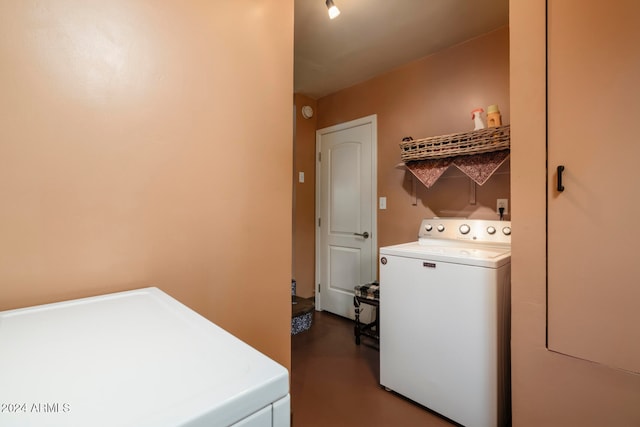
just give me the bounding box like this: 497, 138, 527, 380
547, 0, 640, 373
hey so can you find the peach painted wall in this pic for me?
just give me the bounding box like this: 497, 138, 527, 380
293, 94, 317, 298
0, 1, 293, 369
316, 27, 510, 250
510, 1, 640, 425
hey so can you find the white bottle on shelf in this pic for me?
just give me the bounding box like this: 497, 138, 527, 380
471, 108, 485, 130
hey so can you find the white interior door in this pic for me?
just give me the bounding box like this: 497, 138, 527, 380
316, 115, 377, 318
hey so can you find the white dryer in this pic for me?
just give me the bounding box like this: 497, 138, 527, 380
0, 287, 290, 427
380, 218, 511, 427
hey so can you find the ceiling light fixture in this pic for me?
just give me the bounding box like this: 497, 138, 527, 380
326, 0, 340, 19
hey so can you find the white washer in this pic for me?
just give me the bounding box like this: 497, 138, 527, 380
0, 287, 290, 427
380, 218, 511, 427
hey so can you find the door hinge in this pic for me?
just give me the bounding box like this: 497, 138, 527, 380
318, 152, 321, 162
318, 218, 321, 227
318, 284, 321, 293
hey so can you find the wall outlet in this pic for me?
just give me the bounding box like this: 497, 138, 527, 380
497, 198, 509, 215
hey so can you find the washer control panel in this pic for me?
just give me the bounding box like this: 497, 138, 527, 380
418, 218, 512, 245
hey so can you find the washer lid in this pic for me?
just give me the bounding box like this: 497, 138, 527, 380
380, 241, 511, 268
0, 287, 289, 427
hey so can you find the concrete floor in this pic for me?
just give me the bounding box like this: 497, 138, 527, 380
291, 310, 457, 427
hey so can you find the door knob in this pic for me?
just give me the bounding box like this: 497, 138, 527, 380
353, 231, 370, 239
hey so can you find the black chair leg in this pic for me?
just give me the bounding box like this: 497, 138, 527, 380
354, 296, 361, 345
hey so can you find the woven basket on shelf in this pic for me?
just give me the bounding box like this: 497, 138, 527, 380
400, 125, 510, 162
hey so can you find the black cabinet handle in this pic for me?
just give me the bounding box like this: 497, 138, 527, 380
557, 165, 565, 192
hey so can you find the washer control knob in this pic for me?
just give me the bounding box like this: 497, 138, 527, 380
424, 224, 433, 232
487, 226, 496, 235
459, 224, 470, 235
502, 226, 512, 236
437, 224, 445, 232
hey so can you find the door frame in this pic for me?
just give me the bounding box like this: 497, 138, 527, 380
314, 114, 378, 311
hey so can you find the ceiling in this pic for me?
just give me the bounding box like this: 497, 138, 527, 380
294, 0, 509, 99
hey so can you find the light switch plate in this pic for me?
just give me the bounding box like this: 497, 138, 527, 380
379, 197, 387, 210
298, 172, 304, 183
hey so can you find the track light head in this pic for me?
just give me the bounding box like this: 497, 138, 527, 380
326, 0, 340, 19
